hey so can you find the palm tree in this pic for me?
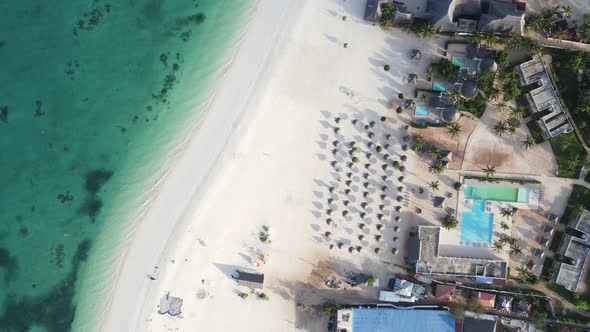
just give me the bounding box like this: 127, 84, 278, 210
522, 135, 535, 149
400, 21, 414, 35
493, 120, 508, 136
493, 240, 505, 252
447, 122, 462, 138
429, 146, 442, 159
426, 65, 433, 81
449, 88, 463, 104
380, 18, 393, 30
562, 5, 573, 18
429, 180, 440, 192
552, 29, 566, 43
509, 105, 526, 119
442, 215, 458, 230
418, 23, 436, 39
419, 93, 430, 103
510, 243, 522, 256
500, 209, 513, 219
500, 222, 510, 231
414, 135, 426, 152
482, 31, 496, 46
430, 160, 445, 176
573, 203, 586, 218
495, 100, 508, 112
482, 165, 496, 178
569, 55, 585, 71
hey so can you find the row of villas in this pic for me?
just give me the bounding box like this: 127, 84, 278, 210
365, 0, 525, 34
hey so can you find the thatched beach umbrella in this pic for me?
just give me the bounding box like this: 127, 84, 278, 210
334, 127, 340, 134
395, 206, 401, 212
338, 242, 344, 249
393, 236, 399, 242
379, 204, 385, 211
370, 121, 376, 127
335, 117, 341, 123
356, 246, 362, 252
345, 189, 351, 195
382, 164, 388, 171
402, 144, 408, 151
393, 226, 399, 232
325, 231, 332, 239
396, 196, 403, 202
330, 161, 337, 167
365, 163, 371, 169
343, 200, 349, 206
380, 194, 387, 200
363, 191, 369, 198
333, 140, 339, 147
326, 218, 332, 225
358, 234, 364, 241
349, 246, 355, 253
368, 132, 375, 139
375, 235, 382, 241
345, 180, 352, 186
385, 134, 391, 140
381, 186, 387, 191
329, 244, 334, 249
392, 248, 398, 255
382, 175, 388, 181
327, 209, 333, 215
384, 143, 390, 149
363, 172, 369, 179
327, 198, 334, 204
398, 176, 404, 182
394, 216, 401, 222
401, 155, 407, 161
416, 208, 422, 214
374, 247, 381, 254
377, 214, 383, 220
360, 212, 366, 218
359, 223, 365, 229
346, 172, 353, 178
376, 224, 383, 231
403, 135, 409, 142
342, 210, 349, 216
361, 202, 368, 209
398, 186, 404, 192
367, 142, 373, 148
329, 186, 335, 193
399, 166, 406, 172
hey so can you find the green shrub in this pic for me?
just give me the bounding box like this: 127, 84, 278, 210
392, 161, 400, 168
454, 182, 462, 190
380, 116, 386, 122
367, 275, 377, 286
396, 107, 403, 114
384, 64, 390, 71
321, 303, 341, 316
398, 93, 404, 99
240, 293, 248, 299
376, 146, 383, 152
352, 157, 359, 163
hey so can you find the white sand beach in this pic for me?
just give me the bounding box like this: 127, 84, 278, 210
101, 0, 447, 331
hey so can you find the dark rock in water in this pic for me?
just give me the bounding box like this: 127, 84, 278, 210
79, 196, 103, 221
160, 53, 168, 64
85, 169, 114, 194
0, 40, 5, 48
0, 248, 19, 284
0, 106, 8, 123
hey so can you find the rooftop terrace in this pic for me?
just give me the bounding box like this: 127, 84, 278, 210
415, 227, 507, 278
518, 55, 573, 138
556, 210, 590, 291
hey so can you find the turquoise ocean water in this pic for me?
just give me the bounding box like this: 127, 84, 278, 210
0, 0, 252, 330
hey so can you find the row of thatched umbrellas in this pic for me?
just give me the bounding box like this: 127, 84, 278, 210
318, 115, 409, 256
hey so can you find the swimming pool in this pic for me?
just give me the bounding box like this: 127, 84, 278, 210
415, 106, 430, 117
433, 82, 447, 92
464, 185, 529, 203
460, 200, 493, 244
452, 57, 465, 67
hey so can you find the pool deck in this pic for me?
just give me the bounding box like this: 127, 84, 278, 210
438, 179, 542, 262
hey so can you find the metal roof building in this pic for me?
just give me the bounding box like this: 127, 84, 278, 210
336, 307, 456, 332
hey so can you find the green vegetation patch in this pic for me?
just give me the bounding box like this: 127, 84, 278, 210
458, 95, 487, 118
561, 185, 590, 225
434, 59, 459, 81
549, 231, 564, 252
525, 120, 545, 143
549, 132, 587, 178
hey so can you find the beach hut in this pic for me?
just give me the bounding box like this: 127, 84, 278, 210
433, 196, 446, 209
475, 291, 496, 308
235, 270, 264, 289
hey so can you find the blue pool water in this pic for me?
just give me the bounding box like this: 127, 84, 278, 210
415, 106, 430, 117
433, 81, 447, 92
452, 57, 465, 67
460, 200, 493, 244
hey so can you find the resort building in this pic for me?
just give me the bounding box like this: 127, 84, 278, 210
412, 179, 541, 279
412, 226, 508, 279
555, 210, 590, 292
379, 278, 426, 303
335, 307, 456, 332
518, 55, 573, 138
462, 312, 498, 332
475, 291, 497, 308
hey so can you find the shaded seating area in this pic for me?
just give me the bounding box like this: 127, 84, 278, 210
234, 269, 264, 289
158, 293, 183, 316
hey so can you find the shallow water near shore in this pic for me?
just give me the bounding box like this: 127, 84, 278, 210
0, 0, 251, 330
